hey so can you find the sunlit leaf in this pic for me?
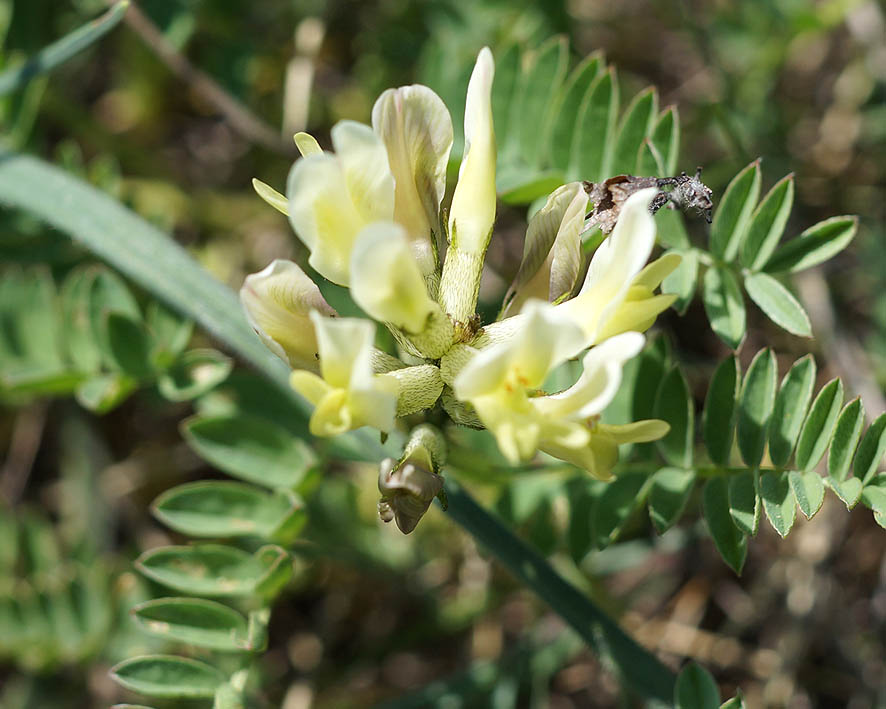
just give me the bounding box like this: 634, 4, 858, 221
744, 272, 811, 337
710, 160, 761, 262
728, 471, 759, 536
136, 544, 292, 598
763, 216, 858, 274
740, 173, 794, 270
788, 470, 824, 520
769, 355, 816, 466
182, 413, 315, 490
795, 378, 843, 471
854, 414, 886, 485
131, 598, 252, 652
759, 471, 796, 537
827, 397, 865, 482
110, 654, 224, 699
151, 481, 306, 542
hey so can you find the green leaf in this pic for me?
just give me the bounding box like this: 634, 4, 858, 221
131, 598, 253, 651
59, 266, 102, 373
0, 151, 298, 408
854, 414, 886, 485
827, 397, 865, 482
795, 378, 844, 471
674, 661, 720, 709
111, 705, 157, 709
769, 355, 817, 466
648, 467, 696, 534
827, 477, 863, 509
592, 473, 649, 549
655, 201, 691, 249
572, 69, 618, 182
110, 654, 224, 699
610, 87, 658, 177
490, 44, 521, 156
860, 478, 886, 528
157, 349, 232, 401
151, 482, 306, 543
744, 272, 811, 337
763, 216, 858, 273
654, 367, 694, 468
710, 160, 761, 262
736, 348, 777, 467
759, 471, 796, 537
182, 414, 315, 490
636, 137, 665, 176
788, 470, 825, 519
146, 301, 193, 366
549, 52, 603, 173
0, 2, 128, 95
662, 248, 697, 314
727, 471, 760, 536
652, 106, 680, 176
106, 313, 155, 380
136, 544, 292, 598
741, 173, 794, 270
720, 690, 747, 709
75, 372, 136, 413
703, 356, 740, 466
517, 37, 569, 168
498, 169, 565, 205
702, 267, 746, 350
703, 477, 748, 575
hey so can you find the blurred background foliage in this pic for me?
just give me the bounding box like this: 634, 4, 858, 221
0, 0, 885, 707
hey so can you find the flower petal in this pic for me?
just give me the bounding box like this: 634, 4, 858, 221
448, 47, 496, 254
294, 131, 322, 157
350, 221, 437, 333
240, 259, 337, 371
372, 85, 453, 274
534, 331, 645, 420
502, 182, 587, 318
287, 122, 395, 285
310, 311, 375, 389
331, 120, 395, 226
558, 187, 658, 343
454, 301, 584, 399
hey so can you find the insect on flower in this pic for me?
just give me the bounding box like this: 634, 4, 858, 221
582, 167, 714, 234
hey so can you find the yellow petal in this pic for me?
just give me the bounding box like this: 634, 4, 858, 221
349, 222, 437, 333
294, 131, 322, 157
448, 47, 496, 254
252, 178, 289, 216
240, 260, 336, 371
372, 85, 452, 274
558, 188, 657, 343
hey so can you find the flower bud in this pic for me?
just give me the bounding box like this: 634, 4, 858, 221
377, 458, 444, 534
240, 260, 337, 372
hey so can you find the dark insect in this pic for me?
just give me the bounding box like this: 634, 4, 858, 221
582, 167, 713, 234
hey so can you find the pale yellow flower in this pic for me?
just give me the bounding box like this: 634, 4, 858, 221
239, 259, 337, 373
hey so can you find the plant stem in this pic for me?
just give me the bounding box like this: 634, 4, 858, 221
443, 479, 676, 703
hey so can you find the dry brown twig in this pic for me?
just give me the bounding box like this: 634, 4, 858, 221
110, 1, 299, 157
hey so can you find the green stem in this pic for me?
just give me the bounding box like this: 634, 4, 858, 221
443, 479, 675, 703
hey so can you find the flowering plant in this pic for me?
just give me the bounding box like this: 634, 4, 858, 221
245, 49, 677, 532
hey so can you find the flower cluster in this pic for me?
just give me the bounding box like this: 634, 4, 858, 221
242, 48, 677, 532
